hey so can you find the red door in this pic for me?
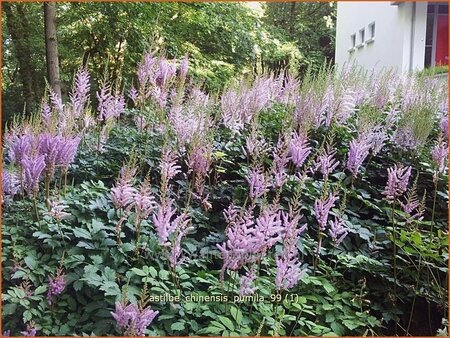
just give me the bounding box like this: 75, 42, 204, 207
435, 15, 448, 65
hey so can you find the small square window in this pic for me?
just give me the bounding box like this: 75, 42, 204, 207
369, 22, 375, 39
359, 28, 365, 44
350, 34, 356, 48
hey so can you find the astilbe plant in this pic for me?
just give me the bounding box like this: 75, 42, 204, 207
111, 301, 159, 336
246, 165, 269, 200
21, 154, 46, 197
314, 192, 339, 232
271, 136, 289, 189
287, 130, 311, 168
70, 67, 91, 118
44, 199, 71, 222
218, 203, 286, 285
328, 215, 348, 246
20, 324, 37, 337
311, 143, 340, 180
382, 164, 412, 201
346, 137, 371, 178
47, 268, 66, 305
431, 137, 447, 176
239, 268, 257, 296
111, 164, 138, 210
400, 179, 425, 224
187, 142, 212, 196
275, 212, 307, 291
2, 169, 19, 205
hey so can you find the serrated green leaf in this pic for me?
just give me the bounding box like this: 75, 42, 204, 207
34, 285, 47, 295
218, 316, 234, 331
171, 322, 185, 331
24, 256, 38, 270
230, 306, 242, 325
73, 228, 92, 240
131, 268, 147, 276
147, 266, 157, 278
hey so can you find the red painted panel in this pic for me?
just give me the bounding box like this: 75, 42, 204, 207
435, 15, 448, 65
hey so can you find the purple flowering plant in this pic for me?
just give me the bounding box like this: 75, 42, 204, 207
2, 49, 448, 337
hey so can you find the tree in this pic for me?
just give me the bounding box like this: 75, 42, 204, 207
3, 2, 42, 114
263, 2, 336, 74
44, 2, 61, 98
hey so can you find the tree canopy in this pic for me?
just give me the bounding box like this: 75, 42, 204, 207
2, 2, 336, 121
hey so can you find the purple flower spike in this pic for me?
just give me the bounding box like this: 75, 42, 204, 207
288, 131, 311, 168
133, 306, 159, 336
275, 212, 306, 291
160, 149, 181, 183
239, 268, 257, 296
49, 88, 64, 114
187, 145, 211, 177
20, 325, 37, 337
97, 84, 126, 122
328, 216, 348, 245
271, 137, 289, 188
246, 166, 269, 200
179, 54, 189, 80
111, 301, 158, 336
312, 144, 339, 179
41, 102, 52, 126
70, 67, 91, 117
314, 193, 339, 231
2, 169, 19, 204
134, 180, 156, 220
47, 271, 66, 305
346, 138, 371, 177
432, 140, 447, 174
6, 133, 32, 165
111, 165, 137, 209
168, 214, 191, 268
57, 136, 81, 170
382, 164, 412, 201
21, 154, 46, 196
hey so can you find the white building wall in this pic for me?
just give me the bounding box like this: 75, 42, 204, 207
335, 2, 427, 73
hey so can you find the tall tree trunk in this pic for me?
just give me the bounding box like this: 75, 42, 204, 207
289, 2, 296, 35
3, 2, 39, 114
44, 2, 61, 99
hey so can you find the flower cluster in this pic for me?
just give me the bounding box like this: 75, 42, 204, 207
328, 216, 348, 245
70, 67, 91, 117
271, 137, 289, 188
431, 138, 447, 175
217, 204, 285, 281
2, 169, 19, 204
47, 269, 66, 305
239, 268, 258, 296
44, 199, 71, 221
20, 324, 37, 337
382, 164, 412, 201
275, 212, 307, 291
288, 131, 311, 168
314, 193, 339, 231
246, 166, 269, 200
111, 302, 159, 336
97, 84, 126, 122
311, 144, 339, 179
346, 137, 371, 177
111, 165, 138, 210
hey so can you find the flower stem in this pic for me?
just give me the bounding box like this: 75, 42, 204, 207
430, 177, 438, 235
33, 196, 41, 229
313, 232, 323, 275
